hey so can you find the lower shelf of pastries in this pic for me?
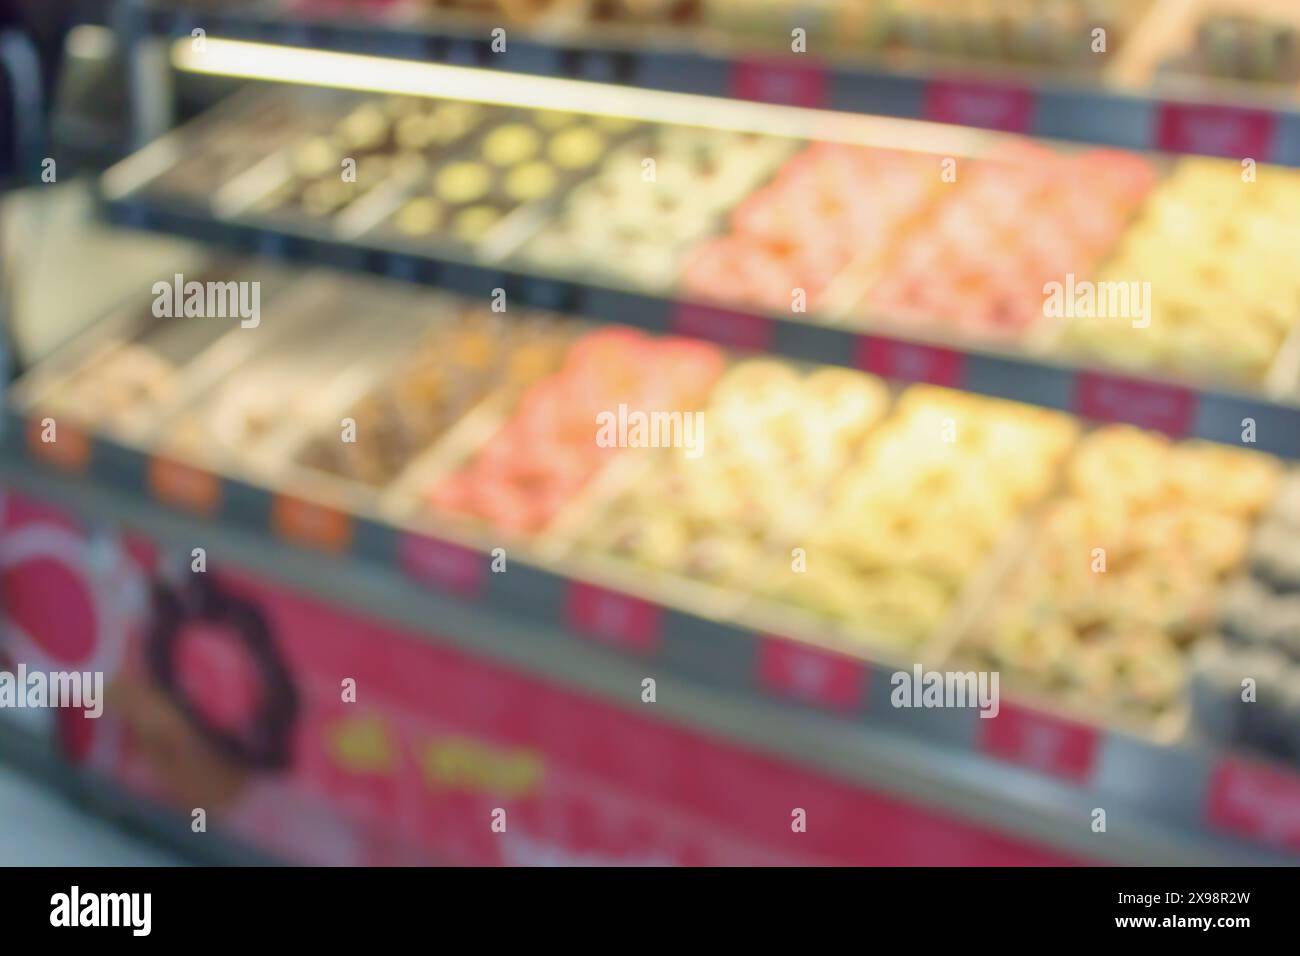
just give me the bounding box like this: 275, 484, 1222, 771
11, 263, 1300, 775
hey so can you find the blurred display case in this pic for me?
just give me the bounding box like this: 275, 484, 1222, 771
3, 0, 1300, 866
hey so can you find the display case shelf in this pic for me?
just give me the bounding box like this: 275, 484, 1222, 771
99, 191, 1300, 460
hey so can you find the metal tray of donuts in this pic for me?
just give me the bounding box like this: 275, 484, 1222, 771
1106, 0, 1300, 99
945, 421, 1289, 741
722, 382, 1082, 671
810, 141, 1167, 358
1040, 152, 1300, 395
272, 296, 582, 522
513, 124, 800, 295
102, 85, 349, 213
217, 95, 508, 241
206, 96, 649, 267
394, 325, 728, 559
542, 357, 897, 637
354, 106, 651, 261
10, 257, 298, 449
144, 272, 451, 495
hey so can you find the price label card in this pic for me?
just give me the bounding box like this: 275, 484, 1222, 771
1156, 103, 1277, 161
25, 417, 90, 474
257, 230, 289, 259
387, 255, 421, 282
444, 38, 484, 66
1074, 370, 1198, 437
757, 638, 866, 714
148, 456, 222, 517
399, 533, 485, 599
857, 335, 966, 387
671, 302, 774, 352
271, 495, 353, 554
1206, 758, 1300, 851
565, 581, 662, 655
518, 276, 575, 312
979, 701, 1099, 784
574, 50, 626, 84
924, 78, 1035, 133
730, 58, 828, 108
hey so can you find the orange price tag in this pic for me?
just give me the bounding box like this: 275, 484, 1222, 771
271, 495, 353, 554
25, 417, 91, 473
148, 456, 222, 517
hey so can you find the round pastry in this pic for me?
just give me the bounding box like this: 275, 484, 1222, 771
301, 179, 351, 216
430, 102, 482, 143
1118, 632, 1186, 712
504, 161, 558, 202
435, 162, 492, 204
452, 205, 503, 242
336, 104, 388, 151
483, 123, 542, 166
549, 127, 606, 169
393, 197, 443, 236
396, 113, 439, 150
292, 137, 338, 179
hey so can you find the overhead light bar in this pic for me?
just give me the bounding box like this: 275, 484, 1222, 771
169, 37, 988, 156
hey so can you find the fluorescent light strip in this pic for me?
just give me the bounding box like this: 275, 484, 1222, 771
171, 38, 989, 156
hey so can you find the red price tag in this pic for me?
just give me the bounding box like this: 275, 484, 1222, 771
757, 638, 866, 714
856, 335, 966, 387
148, 456, 222, 517
979, 702, 1099, 784
1206, 758, 1300, 852
924, 78, 1035, 133
730, 58, 828, 108
271, 495, 353, 554
26, 417, 90, 474
1156, 103, 1277, 161
1074, 370, 1198, 437
671, 303, 774, 352
399, 533, 485, 599
565, 582, 662, 655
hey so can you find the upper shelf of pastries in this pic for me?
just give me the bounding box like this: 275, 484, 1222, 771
126, 0, 1300, 169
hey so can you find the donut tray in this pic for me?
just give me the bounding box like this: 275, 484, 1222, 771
10, 257, 299, 448
211, 96, 507, 240
144, 272, 442, 493
1108, 0, 1300, 100
104, 85, 349, 212
357, 107, 652, 261
276, 306, 584, 524
943, 426, 1292, 744
513, 126, 800, 294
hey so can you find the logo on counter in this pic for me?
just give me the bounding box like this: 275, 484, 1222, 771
152, 273, 260, 328
0, 664, 103, 718
596, 405, 705, 459
890, 665, 1000, 719
1043, 273, 1151, 329
50, 887, 151, 936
